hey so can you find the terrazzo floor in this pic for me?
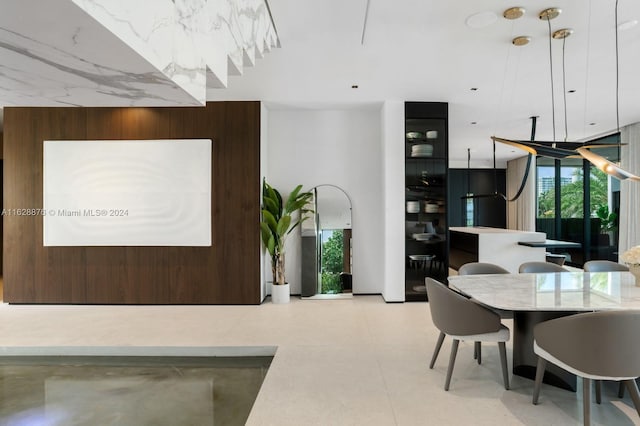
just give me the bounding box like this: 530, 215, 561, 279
1, 294, 639, 425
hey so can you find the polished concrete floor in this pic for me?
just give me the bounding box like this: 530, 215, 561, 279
1, 295, 639, 425
0, 356, 271, 425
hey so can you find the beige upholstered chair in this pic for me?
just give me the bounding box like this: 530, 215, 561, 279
458, 261, 512, 362
532, 310, 640, 426
519, 261, 567, 273
459, 262, 510, 275
583, 260, 629, 272
425, 278, 510, 391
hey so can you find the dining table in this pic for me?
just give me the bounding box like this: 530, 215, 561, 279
448, 270, 640, 391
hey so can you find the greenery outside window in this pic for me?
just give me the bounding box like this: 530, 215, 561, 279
320, 229, 343, 294
535, 134, 621, 266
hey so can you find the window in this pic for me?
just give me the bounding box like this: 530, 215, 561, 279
535, 134, 621, 266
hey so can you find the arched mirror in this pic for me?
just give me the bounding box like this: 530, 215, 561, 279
301, 185, 353, 299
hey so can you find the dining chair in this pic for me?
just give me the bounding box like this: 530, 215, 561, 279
519, 261, 567, 273
583, 259, 630, 400
583, 260, 629, 272
425, 278, 510, 391
532, 310, 640, 426
458, 262, 510, 275
458, 262, 511, 363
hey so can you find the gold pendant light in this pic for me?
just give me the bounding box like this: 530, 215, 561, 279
493, 4, 640, 181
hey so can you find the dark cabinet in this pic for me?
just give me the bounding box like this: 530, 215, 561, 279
448, 169, 507, 228
404, 102, 448, 301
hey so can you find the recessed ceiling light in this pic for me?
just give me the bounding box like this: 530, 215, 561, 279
470, 87, 478, 91
619, 19, 638, 31
466, 11, 498, 29
471, 121, 477, 125
539, 8, 561, 21
589, 122, 597, 126
512, 36, 531, 46
568, 89, 576, 93
503, 7, 525, 20
351, 85, 359, 89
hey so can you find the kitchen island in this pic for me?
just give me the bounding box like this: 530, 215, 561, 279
449, 227, 546, 273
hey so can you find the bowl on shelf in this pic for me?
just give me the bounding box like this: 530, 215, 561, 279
424, 202, 439, 213
406, 201, 420, 213
406, 131, 423, 139
412, 233, 437, 241
426, 130, 438, 139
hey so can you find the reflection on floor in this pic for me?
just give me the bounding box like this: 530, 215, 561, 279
0, 356, 272, 426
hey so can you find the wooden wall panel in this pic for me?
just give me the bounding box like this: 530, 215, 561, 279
1, 131, 3, 275
3, 102, 261, 304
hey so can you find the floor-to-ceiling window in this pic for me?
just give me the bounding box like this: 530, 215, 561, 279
535, 135, 621, 266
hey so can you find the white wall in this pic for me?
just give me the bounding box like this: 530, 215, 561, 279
266, 107, 384, 295
381, 101, 405, 301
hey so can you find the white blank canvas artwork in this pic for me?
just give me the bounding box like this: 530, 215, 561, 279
43, 139, 212, 246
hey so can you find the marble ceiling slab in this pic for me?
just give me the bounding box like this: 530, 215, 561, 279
71, 0, 207, 104
0, 0, 279, 107
71, 0, 279, 97
0, 0, 201, 107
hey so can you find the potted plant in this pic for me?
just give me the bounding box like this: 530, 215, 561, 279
260, 179, 313, 303
595, 204, 617, 246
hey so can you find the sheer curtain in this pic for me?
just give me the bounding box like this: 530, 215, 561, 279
506, 155, 536, 231
618, 122, 640, 257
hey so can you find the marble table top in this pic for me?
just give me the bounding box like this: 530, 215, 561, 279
448, 271, 640, 311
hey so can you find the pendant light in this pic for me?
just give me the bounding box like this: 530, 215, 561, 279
576, 0, 640, 181
493, 4, 640, 181
461, 143, 507, 201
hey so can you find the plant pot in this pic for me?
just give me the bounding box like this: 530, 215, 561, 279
271, 282, 290, 304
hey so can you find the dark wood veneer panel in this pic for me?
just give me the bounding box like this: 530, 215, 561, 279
3, 102, 261, 304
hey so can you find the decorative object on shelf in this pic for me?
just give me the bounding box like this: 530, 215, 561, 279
492, 3, 640, 181
424, 202, 439, 213
620, 246, 640, 285
426, 130, 438, 139
260, 178, 314, 303
413, 233, 437, 241
406, 131, 423, 139
425, 221, 436, 233
406, 200, 420, 213
411, 144, 433, 157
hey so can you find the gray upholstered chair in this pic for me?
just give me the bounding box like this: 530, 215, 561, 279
583, 259, 631, 399
425, 278, 510, 391
583, 260, 629, 272
458, 262, 512, 362
532, 310, 640, 426
519, 261, 567, 273
459, 262, 510, 275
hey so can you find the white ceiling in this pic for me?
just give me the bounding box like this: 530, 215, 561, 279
207, 0, 640, 166
2, 0, 640, 166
